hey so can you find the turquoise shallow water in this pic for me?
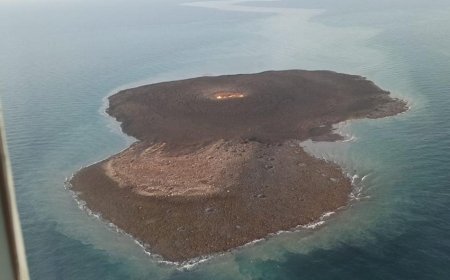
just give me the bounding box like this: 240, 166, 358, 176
1, 0, 450, 279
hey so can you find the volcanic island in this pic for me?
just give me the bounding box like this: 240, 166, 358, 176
70, 70, 407, 262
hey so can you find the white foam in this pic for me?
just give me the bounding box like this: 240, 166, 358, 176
322, 211, 335, 218
351, 174, 359, 184
301, 210, 337, 229
342, 135, 357, 142
302, 220, 325, 229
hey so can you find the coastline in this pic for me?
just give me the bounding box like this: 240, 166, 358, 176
66, 167, 349, 269
66, 174, 345, 269
65, 120, 359, 269
69, 70, 408, 263
65, 144, 365, 269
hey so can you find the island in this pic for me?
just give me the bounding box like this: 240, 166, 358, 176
70, 70, 407, 262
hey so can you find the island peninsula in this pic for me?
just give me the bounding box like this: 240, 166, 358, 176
70, 70, 407, 262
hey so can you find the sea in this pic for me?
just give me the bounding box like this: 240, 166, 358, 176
1, 0, 450, 279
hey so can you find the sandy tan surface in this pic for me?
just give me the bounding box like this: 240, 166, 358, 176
70, 70, 407, 262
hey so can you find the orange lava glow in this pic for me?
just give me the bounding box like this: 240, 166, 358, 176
214, 92, 245, 100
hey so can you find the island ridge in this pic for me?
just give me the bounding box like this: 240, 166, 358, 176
70, 70, 407, 262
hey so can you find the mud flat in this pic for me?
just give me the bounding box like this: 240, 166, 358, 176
70, 70, 407, 262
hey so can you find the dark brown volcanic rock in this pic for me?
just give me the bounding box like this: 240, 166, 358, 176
71, 70, 407, 262
107, 70, 405, 145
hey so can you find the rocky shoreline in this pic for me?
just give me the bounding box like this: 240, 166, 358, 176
70, 70, 407, 262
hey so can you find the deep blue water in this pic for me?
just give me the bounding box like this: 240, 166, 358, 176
1, 0, 450, 279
